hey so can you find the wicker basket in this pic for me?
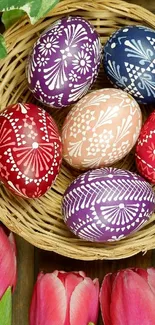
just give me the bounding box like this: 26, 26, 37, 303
1, 0, 155, 260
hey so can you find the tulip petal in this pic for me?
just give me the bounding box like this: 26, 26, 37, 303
70, 277, 99, 325
100, 273, 117, 325
89, 278, 99, 324
30, 273, 67, 325
58, 272, 83, 292
54, 271, 65, 285
65, 273, 84, 301
111, 269, 155, 325
64, 273, 84, 324
146, 268, 155, 295
0, 228, 16, 298
134, 267, 155, 294
8, 233, 17, 291
134, 268, 148, 281
8, 232, 17, 256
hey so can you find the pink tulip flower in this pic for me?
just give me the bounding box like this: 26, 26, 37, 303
0, 226, 17, 298
30, 270, 99, 325
100, 267, 155, 325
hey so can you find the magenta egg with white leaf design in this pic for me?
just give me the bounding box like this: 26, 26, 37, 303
0, 103, 62, 198
26, 16, 102, 108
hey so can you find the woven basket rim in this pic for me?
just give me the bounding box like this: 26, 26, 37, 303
1, 0, 155, 260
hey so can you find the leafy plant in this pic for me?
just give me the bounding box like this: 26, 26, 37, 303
0, 0, 59, 58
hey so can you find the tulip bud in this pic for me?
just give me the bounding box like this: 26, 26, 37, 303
30, 270, 99, 325
0, 226, 17, 325
100, 268, 155, 325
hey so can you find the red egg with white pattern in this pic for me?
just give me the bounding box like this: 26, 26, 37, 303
0, 103, 62, 198
136, 110, 155, 183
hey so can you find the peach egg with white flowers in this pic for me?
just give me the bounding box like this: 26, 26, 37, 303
62, 88, 142, 170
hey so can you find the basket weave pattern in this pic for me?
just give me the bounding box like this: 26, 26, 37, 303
0, 0, 155, 260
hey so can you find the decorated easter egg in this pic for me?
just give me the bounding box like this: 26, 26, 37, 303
103, 25, 155, 104
62, 88, 142, 169
26, 16, 102, 108
136, 110, 155, 183
62, 167, 155, 242
0, 103, 62, 198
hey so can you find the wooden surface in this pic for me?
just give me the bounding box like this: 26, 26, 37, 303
12, 237, 34, 325
1, 0, 154, 323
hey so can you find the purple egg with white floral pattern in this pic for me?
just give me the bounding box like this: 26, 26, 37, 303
26, 16, 102, 108
62, 167, 155, 242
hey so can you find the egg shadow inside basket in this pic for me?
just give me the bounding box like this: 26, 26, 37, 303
1, 4, 155, 260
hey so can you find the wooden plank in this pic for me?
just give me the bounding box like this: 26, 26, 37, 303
36, 250, 155, 280
12, 236, 34, 325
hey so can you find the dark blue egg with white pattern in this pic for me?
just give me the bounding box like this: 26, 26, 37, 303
103, 25, 155, 104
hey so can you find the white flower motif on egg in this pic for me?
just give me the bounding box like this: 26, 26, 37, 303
105, 141, 130, 164
48, 23, 63, 38
68, 70, 81, 83
81, 42, 93, 52
87, 130, 113, 157
38, 35, 59, 55
36, 54, 50, 67
73, 50, 92, 75
70, 110, 95, 138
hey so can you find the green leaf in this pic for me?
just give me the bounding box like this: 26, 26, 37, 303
35, 0, 59, 23
0, 34, 7, 59
0, 287, 12, 325
2, 9, 25, 29
0, 0, 59, 25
